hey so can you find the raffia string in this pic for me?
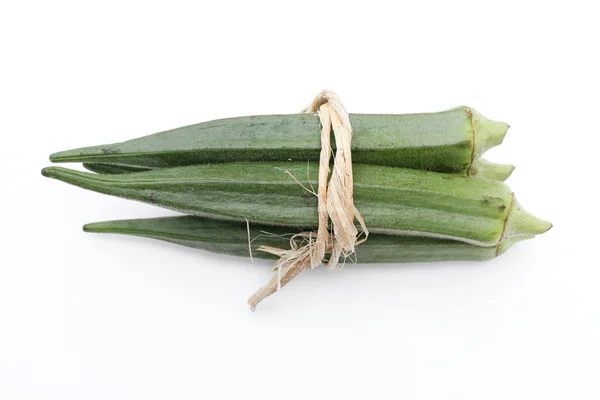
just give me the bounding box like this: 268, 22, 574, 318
248, 90, 369, 309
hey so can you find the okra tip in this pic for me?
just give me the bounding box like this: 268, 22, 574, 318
83, 219, 149, 234
40, 167, 54, 178
42, 166, 79, 186
49, 144, 117, 163
41, 166, 102, 191
470, 108, 510, 159
48, 151, 65, 162
83, 221, 113, 233
41, 166, 73, 179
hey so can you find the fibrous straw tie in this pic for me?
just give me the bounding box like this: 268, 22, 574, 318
248, 90, 368, 309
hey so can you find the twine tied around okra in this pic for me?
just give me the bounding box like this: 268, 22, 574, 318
248, 90, 369, 309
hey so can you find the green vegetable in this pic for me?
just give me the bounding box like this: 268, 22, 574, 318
82, 157, 515, 182
50, 107, 511, 178
83, 216, 532, 262
41, 163, 551, 247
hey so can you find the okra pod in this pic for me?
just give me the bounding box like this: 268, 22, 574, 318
42, 163, 551, 247
83, 216, 532, 262
50, 107, 510, 178
81, 157, 515, 181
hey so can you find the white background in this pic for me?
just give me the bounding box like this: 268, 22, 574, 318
1, 1, 598, 399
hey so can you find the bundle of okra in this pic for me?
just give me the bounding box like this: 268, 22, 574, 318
42, 105, 551, 306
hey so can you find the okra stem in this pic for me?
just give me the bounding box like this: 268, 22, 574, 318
468, 158, 516, 181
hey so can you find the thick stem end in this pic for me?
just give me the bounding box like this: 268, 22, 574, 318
504, 197, 552, 240
470, 108, 510, 159
468, 158, 516, 181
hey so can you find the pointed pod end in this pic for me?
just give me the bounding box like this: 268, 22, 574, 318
83, 220, 130, 234
41, 166, 59, 178
41, 166, 80, 180
49, 152, 61, 163
469, 158, 516, 182
49, 149, 82, 163
504, 197, 552, 239
49, 143, 120, 163
82, 223, 100, 233
40, 166, 106, 194
470, 108, 510, 159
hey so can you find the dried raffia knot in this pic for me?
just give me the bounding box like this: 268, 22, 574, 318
248, 90, 368, 309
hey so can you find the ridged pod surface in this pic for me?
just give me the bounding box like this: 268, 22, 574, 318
50, 107, 511, 178
42, 163, 551, 247
83, 216, 534, 262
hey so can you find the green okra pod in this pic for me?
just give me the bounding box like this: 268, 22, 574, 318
82, 157, 515, 181
50, 107, 511, 178
42, 163, 551, 247
83, 216, 533, 262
